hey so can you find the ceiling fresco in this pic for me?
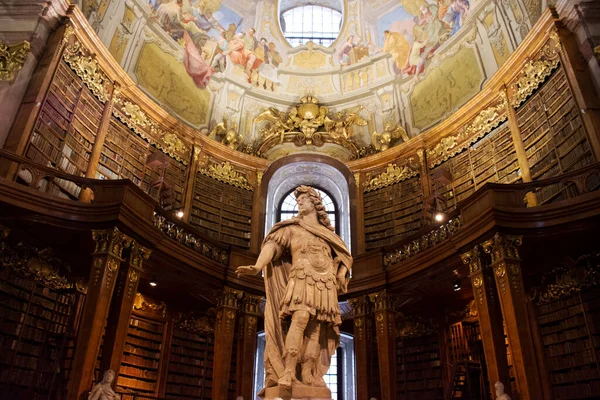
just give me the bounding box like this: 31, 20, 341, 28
82, 0, 544, 161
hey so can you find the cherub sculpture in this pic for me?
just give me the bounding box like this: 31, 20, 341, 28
254, 107, 292, 144
372, 122, 409, 152
88, 370, 120, 400
324, 108, 368, 140
208, 118, 242, 150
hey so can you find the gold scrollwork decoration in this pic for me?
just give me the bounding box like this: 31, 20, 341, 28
0, 40, 30, 82
200, 161, 253, 190
427, 95, 508, 167
62, 33, 111, 103
174, 310, 216, 334
133, 292, 167, 317
510, 58, 560, 108
111, 97, 190, 165
365, 161, 420, 192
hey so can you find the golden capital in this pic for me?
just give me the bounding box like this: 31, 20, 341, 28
0, 40, 30, 82
368, 290, 396, 311
217, 286, 244, 309
461, 245, 484, 274
129, 242, 152, 269
348, 295, 371, 316
92, 227, 133, 259
482, 233, 522, 264
242, 293, 263, 315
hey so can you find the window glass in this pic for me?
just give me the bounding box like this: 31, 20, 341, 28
281, 5, 342, 47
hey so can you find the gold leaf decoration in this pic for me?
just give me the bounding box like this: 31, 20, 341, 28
62, 32, 111, 103
511, 58, 560, 108
365, 161, 420, 192
427, 94, 508, 167
133, 292, 166, 317
200, 161, 252, 190
112, 97, 190, 165
0, 40, 30, 82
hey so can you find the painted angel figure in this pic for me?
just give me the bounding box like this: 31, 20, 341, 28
236, 186, 352, 396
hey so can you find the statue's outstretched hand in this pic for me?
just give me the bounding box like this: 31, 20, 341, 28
235, 265, 262, 277
336, 264, 349, 294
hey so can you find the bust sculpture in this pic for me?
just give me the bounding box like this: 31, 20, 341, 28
88, 370, 120, 400
495, 381, 511, 400
236, 185, 352, 398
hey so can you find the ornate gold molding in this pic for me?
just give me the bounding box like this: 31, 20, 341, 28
482, 233, 522, 264
92, 227, 133, 260
461, 245, 485, 275
365, 160, 420, 192
112, 97, 190, 165
174, 311, 215, 334
0, 40, 30, 82
217, 286, 244, 308
200, 161, 253, 190
348, 295, 371, 316
133, 292, 166, 317
242, 293, 263, 315
427, 94, 508, 167
510, 58, 560, 108
368, 290, 397, 311
533, 253, 600, 304
397, 315, 437, 338
62, 26, 111, 103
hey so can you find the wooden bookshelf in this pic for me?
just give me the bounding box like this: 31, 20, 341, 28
363, 175, 423, 250
117, 313, 166, 397
190, 173, 253, 249
516, 66, 595, 204
99, 116, 188, 210
396, 335, 444, 400
164, 328, 214, 399
430, 122, 518, 213
535, 288, 600, 399
25, 61, 103, 199
0, 268, 78, 398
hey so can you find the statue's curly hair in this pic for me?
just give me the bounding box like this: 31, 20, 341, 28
294, 185, 335, 231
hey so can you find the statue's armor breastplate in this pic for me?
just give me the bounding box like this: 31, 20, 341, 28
291, 228, 335, 287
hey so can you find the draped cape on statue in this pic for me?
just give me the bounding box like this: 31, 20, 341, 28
260, 218, 352, 391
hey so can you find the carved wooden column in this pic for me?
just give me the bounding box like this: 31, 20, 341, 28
368, 290, 397, 400
79, 82, 118, 203
482, 233, 543, 400
99, 242, 151, 380
67, 228, 132, 400
212, 286, 243, 400
236, 293, 262, 399
462, 246, 511, 398
349, 295, 374, 400
250, 171, 264, 253
353, 172, 366, 254
182, 144, 202, 223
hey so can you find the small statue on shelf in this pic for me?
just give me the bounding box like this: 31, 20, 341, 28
495, 381, 511, 400
208, 118, 243, 150
371, 122, 409, 152
88, 370, 120, 400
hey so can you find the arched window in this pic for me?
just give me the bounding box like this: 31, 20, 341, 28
281, 5, 343, 47
278, 187, 338, 232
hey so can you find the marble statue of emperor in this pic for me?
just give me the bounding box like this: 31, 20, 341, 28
236, 185, 352, 398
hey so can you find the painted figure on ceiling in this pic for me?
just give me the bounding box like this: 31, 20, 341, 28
338, 35, 356, 65
382, 30, 410, 72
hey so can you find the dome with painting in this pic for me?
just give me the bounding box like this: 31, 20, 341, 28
81, 0, 545, 161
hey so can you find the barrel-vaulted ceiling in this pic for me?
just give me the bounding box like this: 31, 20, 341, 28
82, 0, 545, 161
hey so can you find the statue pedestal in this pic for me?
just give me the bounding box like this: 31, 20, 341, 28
262, 385, 332, 400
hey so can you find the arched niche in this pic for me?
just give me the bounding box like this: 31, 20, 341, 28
260, 154, 357, 254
